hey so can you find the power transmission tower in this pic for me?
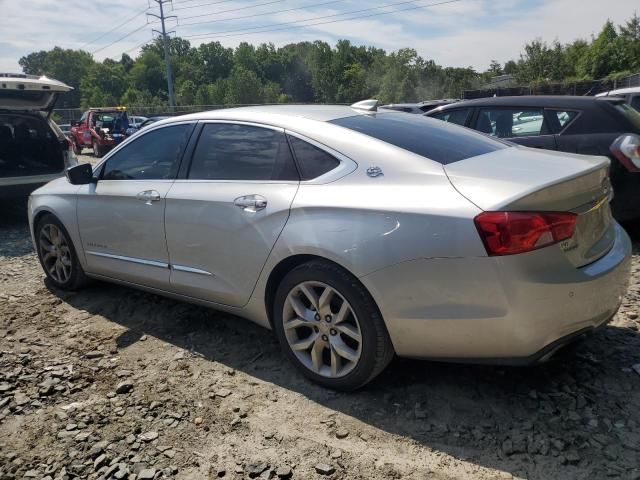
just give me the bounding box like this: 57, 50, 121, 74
148, 0, 177, 108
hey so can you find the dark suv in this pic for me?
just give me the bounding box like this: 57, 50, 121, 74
426, 96, 640, 221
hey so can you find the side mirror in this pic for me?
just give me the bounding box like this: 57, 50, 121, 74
66, 163, 96, 185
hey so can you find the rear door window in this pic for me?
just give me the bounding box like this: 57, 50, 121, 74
330, 112, 507, 165
613, 103, 640, 130
631, 95, 640, 111
188, 123, 298, 181
476, 108, 548, 138
429, 109, 470, 126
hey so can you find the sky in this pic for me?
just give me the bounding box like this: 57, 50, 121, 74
0, 0, 638, 73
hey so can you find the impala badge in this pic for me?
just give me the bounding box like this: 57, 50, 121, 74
367, 166, 383, 178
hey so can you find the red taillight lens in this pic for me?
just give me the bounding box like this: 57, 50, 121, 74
474, 211, 577, 256
611, 134, 640, 172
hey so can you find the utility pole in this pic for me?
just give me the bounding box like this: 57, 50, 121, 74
148, 0, 176, 108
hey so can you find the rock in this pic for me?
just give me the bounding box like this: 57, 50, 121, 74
0, 383, 12, 393
246, 463, 268, 478
566, 450, 580, 464
315, 463, 335, 475
216, 388, 232, 398
88, 440, 108, 458
330, 450, 343, 459
216, 468, 226, 477
74, 431, 91, 442
139, 431, 158, 442
628, 312, 638, 320
194, 417, 203, 425
85, 351, 104, 359
335, 428, 349, 439
276, 466, 292, 478
115, 382, 133, 394
94, 453, 108, 470
138, 468, 157, 480
502, 439, 514, 455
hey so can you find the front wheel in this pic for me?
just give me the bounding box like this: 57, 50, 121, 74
35, 214, 89, 290
72, 138, 83, 155
273, 260, 394, 391
92, 139, 103, 158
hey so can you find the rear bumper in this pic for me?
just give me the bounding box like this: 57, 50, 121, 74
360, 222, 632, 360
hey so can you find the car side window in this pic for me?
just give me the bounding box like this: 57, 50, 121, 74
477, 108, 547, 138
430, 109, 469, 126
288, 135, 340, 180
630, 95, 640, 112
552, 110, 579, 129
188, 123, 298, 181
101, 124, 192, 181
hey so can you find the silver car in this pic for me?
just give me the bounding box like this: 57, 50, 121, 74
28, 101, 632, 390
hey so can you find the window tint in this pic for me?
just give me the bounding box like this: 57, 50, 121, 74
330, 113, 507, 165
477, 108, 547, 138
553, 110, 578, 128
431, 109, 469, 126
629, 96, 640, 113
188, 123, 298, 181
288, 136, 340, 180
102, 124, 192, 180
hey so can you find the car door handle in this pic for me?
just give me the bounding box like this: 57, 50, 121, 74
136, 190, 161, 205
234, 194, 267, 212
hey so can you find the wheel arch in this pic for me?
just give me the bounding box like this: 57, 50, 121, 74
263, 253, 382, 330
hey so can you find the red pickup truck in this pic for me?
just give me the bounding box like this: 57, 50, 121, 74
69, 107, 131, 157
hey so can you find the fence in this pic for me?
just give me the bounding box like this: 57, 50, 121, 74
462, 72, 640, 100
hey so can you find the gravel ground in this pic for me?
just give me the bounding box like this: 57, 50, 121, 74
1, 165, 639, 479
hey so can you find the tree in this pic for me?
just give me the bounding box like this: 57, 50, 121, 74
224, 66, 263, 105
488, 60, 502, 75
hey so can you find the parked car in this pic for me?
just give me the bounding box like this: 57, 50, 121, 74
382, 99, 459, 114
596, 87, 640, 111
29, 102, 631, 390
425, 96, 640, 221
0, 73, 77, 199
128, 115, 148, 129
69, 107, 131, 158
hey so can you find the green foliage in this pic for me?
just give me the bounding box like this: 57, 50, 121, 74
17, 14, 640, 110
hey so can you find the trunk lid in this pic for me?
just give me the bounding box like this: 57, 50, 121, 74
445, 146, 614, 267
0, 73, 72, 115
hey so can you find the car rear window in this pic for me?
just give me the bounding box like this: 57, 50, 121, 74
330, 112, 508, 164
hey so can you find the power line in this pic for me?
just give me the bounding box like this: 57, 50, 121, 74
80, 6, 150, 50
179, 0, 347, 26
180, 0, 287, 22
172, 0, 240, 11
181, 0, 467, 40
90, 22, 160, 55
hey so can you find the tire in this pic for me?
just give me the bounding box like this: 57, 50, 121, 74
273, 260, 394, 391
72, 139, 83, 155
92, 139, 103, 158
35, 214, 90, 291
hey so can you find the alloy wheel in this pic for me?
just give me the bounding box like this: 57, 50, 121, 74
38, 223, 72, 284
283, 281, 362, 378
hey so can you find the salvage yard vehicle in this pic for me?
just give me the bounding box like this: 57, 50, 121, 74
0, 73, 77, 198
426, 96, 640, 221
69, 106, 131, 158
29, 102, 631, 390
596, 86, 640, 111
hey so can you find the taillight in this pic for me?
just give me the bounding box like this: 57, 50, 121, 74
474, 211, 577, 256
610, 134, 640, 172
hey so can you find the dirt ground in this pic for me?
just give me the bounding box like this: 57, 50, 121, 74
1, 160, 639, 479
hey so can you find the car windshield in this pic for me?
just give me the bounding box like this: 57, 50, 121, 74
613, 103, 640, 130
330, 112, 508, 164
93, 111, 129, 131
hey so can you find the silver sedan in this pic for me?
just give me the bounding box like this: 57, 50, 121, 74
28, 102, 632, 390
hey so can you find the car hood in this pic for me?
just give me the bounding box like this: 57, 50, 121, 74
0, 74, 72, 114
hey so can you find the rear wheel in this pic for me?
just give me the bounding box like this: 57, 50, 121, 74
35, 214, 89, 290
273, 260, 394, 391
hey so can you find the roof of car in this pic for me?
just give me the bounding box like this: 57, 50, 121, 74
596, 87, 640, 96
433, 95, 624, 111
177, 104, 387, 123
